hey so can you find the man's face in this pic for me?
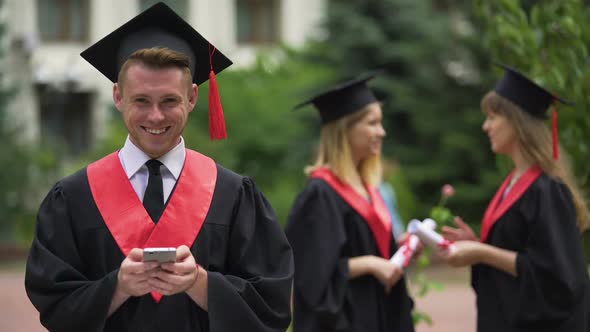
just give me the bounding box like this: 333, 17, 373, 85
114, 64, 197, 158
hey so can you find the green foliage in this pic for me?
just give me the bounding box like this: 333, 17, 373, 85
184, 49, 335, 223
412, 310, 433, 326
0, 0, 60, 245
408, 247, 445, 326
430, 206, 454, 227
474, 0, 590, 257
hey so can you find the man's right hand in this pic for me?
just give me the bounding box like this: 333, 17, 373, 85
109, 248, 160, 316
117, 248, 161, 297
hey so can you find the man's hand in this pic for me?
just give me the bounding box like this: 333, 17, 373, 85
117, 248, 160, 297
442, 216, 478, 242
109, 248, 160, 316
148, 245, 198, 296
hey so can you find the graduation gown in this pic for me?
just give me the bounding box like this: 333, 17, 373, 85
473, 168, 590, 332
25, 150, 294, 332
285, 171, 414, 332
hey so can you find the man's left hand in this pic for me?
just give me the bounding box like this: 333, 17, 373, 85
148, 245, 198, 295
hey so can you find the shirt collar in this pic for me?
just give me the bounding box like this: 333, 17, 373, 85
119, 136, 185, 180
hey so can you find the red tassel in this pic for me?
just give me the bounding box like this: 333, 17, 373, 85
552, 107, 559, 160
208, 45, 227, 140
208, 69, 227, 140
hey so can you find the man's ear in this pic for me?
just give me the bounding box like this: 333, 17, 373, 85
188, 84, 198, 112
113, 83, 124, 113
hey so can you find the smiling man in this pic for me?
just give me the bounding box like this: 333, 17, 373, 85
24, 3, 293, 332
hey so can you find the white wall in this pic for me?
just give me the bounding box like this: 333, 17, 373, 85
5, 0, 38, 141
282, 0, 327, 46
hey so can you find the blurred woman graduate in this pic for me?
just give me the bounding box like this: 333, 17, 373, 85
441, 64, 590, 332
286, 72, 415, 332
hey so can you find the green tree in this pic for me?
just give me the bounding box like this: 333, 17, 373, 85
0, 0, 58, 245
184, 51, 335, 222
474, 0, 590, 256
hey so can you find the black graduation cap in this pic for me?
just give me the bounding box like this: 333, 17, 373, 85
295, 72, 380, 125
494, 64, 571, 119
80, 2, 233, 139
80, 2, 232, 85
493, 63, 571, 160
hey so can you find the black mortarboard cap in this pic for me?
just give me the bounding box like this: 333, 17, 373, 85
494, 64, 571, 119
80, 2, 232, 85
295, 72, 380, 125
493, 63, 572, 160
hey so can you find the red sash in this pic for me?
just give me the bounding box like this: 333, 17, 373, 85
311, 167, 392, 258
480, 165, 542, 242
87, 149, 217, 302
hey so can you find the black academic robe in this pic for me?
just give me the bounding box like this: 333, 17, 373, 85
25, 157, 293, 332
473, 173, 590, 332
286, 178, 415, 332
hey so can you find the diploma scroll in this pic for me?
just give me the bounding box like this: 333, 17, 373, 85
390, 219, 434, 268
411, 218, 456, 253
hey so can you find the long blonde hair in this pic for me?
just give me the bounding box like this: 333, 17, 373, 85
481, 91, 589, 231
305, 104, 382, 187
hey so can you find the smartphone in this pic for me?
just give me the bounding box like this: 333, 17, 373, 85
143, 247, 177, 263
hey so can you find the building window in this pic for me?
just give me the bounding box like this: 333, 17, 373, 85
140, 0, 188, 18
37, 0, 89, 42
37, 85, 92, 156
236, 0, 280, 45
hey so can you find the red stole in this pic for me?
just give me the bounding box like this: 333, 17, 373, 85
87, 149, 217, 302
480, 165, 542, 242
311, 167, 392, 258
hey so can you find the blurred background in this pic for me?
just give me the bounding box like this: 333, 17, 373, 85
1, 0, 590, 331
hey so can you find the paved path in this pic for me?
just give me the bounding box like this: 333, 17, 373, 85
412, 265, 476, 332
1, 263, 475, 332
0, 269, 46, 332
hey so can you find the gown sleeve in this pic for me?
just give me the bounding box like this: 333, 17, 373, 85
207, 177, 294, 332
25, 183, 118, 332
514, 179, 588, 325
285, 180, 352, 330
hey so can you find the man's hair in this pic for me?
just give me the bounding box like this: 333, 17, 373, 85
117, 47, 193, 91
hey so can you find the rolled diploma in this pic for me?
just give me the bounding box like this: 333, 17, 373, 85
390, 219, 435, 268
412, 218, 456, 253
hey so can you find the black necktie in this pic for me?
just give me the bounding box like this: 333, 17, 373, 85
144, 159, 164, 223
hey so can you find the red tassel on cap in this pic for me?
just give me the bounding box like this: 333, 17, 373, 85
552, 105, 559, 160
208, 45, 227, 140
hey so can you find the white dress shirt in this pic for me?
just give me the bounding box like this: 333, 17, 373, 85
118, 136, 186, 204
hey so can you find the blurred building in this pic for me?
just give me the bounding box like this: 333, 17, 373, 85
4, 0, 326, 156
